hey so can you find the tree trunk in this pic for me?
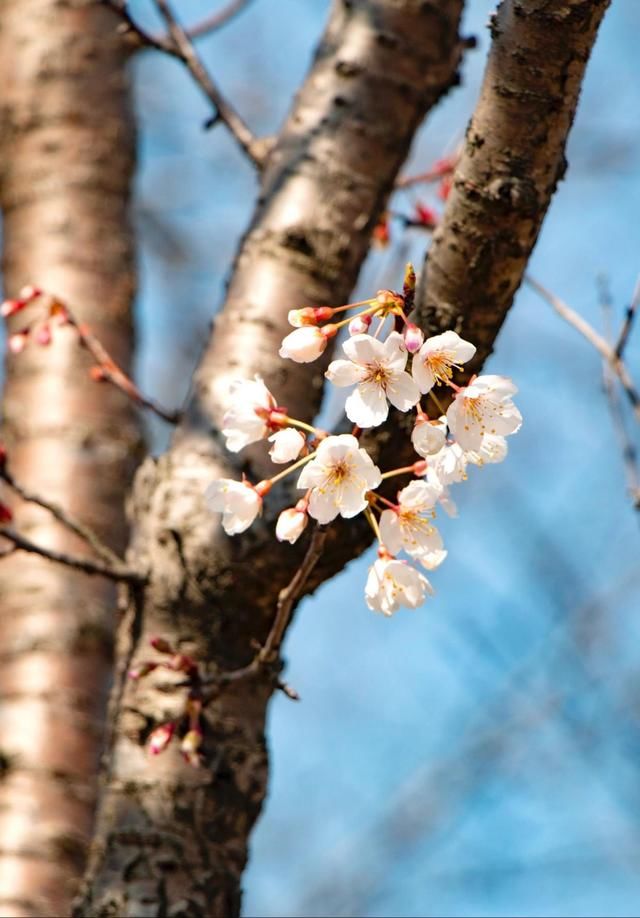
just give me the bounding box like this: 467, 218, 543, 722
76, 2, 465, 915
0, 3, 138, 915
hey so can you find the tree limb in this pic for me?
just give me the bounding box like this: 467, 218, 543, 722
160, 0, 256, 43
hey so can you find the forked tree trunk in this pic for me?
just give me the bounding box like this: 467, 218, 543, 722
76, 2, 465, 915
0, 3, 138, 915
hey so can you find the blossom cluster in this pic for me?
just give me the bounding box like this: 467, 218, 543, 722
206, 265, 521, 616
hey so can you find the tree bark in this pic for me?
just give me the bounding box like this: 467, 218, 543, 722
76, 2, 466, 915
0, 2, 138, 915
415, 0, 612, 367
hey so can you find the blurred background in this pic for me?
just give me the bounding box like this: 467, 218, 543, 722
6, 0, 640, 914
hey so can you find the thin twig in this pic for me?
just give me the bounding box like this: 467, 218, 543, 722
0, 527, 144, 583
599, 279, 640, 511
59, 299, 181, 424
526, 275, 640, 420
162, 0, 255, 42
204, 525, 328, 697
104, 0, 266, 167
614, 272, 640, 360
1, 465, 124, 567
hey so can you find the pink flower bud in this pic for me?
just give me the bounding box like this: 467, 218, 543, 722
180, 728, 203, 767
287, 306, 334, 327
0, 502, 13, 524
128, 661, 158, 680
35, 323, 52, 346
167, 653, 197, 675
1, 299, 24, 319
8, 331, 29, 354
348, 314, 372, 336
0, 443, 7, 470
279, 326, 331, 363
18, 285, 41, 301
150, 636, 174, 654
148, 721, 176, 756
403, 323, 424, 353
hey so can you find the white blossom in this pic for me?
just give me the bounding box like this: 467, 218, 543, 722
365, 557, 433, 616
221, 377, 276, 453
411, 415, 447, 457
297, 434, 381, 524
325, 331, 420, 428
446, 374, 522, 451
275, 507, 308, 544
412, 331, 476, 394
379, 480, 445, 567
268, 428, 305, 464
279, 326, 329, 363
465, 433, 508, 466
206, 479, 261, 535
429, 441, 468, 485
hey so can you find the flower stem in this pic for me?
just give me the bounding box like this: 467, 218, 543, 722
266, 451, 315, 487
380, 464, 420, 480
331, 302, 384, 332
364, 506, 382, 542
281, 416, 327, 438
428, 389, 447, 416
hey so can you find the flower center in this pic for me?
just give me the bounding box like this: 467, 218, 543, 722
328, 459, 351, 484
365, 362, 391, 388
426, 349, 458, 384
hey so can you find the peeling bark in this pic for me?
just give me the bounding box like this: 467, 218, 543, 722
415, 0, 612, 368
77, 2, 465, 914
0, 2, 138, 915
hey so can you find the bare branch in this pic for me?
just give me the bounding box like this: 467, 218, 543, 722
1, 464, 125, 567
525, 275, 640, 421
166, 0, 255, 42
104, 0, 266, 167
614, 272, 640, 360
0, 528, 144, 583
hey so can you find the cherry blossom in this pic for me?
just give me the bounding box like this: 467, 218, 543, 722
206, 479, 262, 535
325, 331, 420, 427
379, 480, 445, 567
412, 330, 476, 394
429, 441, 468, 485
465, 433, 508, 466
297, 434, 382, 523
446, 374, 522, 451
276, 506, 308, 544
222, 377, 276, 453
411, 414, 447, 457
365, 556, 434, 616
268, 428, 305, 464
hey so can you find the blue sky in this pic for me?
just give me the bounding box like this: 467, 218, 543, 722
6, 1, 638, 915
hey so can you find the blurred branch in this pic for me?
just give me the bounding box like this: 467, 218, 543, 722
166, 0, 255, 41
0, 528, 144, 583
1, 462, 125, 566
615, 272, 640, 359
526, 275, 640, 421
104, 0, 268, 167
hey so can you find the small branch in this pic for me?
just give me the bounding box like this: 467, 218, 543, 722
526, 275, 640, 420
1, 465, 124, 567
62, 303, 181, 425
164, 0, 255, 42
614, 272, 640, 360
104, 0, 266, 167
204, 526, 328, 697
0, 527, 144, 584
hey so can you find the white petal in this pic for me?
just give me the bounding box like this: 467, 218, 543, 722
276, 508, 308, 543
385, 371, 420, 412
345, 382, 388, 428
381, 331, 408, 372
379, 510, 403, 556
398, 478, 441, 511
411, 356, 436, 394
279, 327, 326, 363
411, 417, 446, 457
424, 330, 475, 364
337, 481, 369, 518
307, 488, 340, 524
325, 359, 366, 388
342, 333, 385, 367
419, 548, 448, 570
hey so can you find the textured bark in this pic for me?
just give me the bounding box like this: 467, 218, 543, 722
0, 2, 138, 916
415, 0, 612, 369
76, 2, 466, 915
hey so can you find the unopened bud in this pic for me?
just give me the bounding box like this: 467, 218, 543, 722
89, 366, 107, 382
8, 331, 29, 354
0, 503, 13, 524
372, 215, 390, 248
0, 443, 7, 471
403, 323, 424, 353
18, 285, 41, 302
348, 314, 372, 336
148, 721, 176, 756
167, 653, 197, 675
412, 459, 428, 476
128, 661, 158, 680
180, 728, 203, 766
413, 204, 438, 228
35, 323, 52, 346
150, 636, 174, 655
288, 306, 334, 327
1, 299, 24, 319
